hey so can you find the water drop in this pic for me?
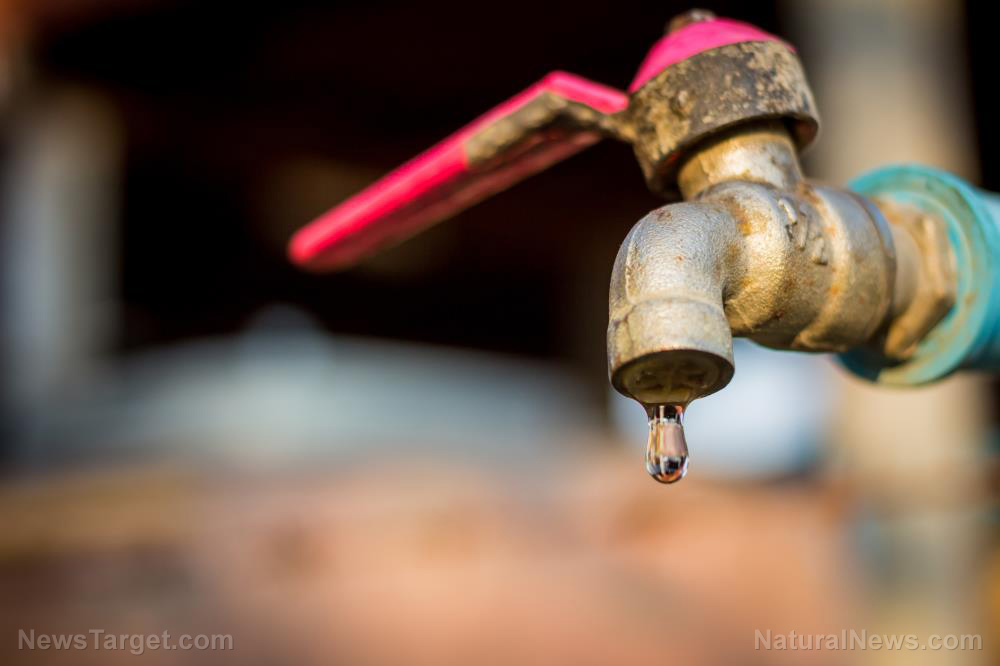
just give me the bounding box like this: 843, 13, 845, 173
645, 404, 689, 484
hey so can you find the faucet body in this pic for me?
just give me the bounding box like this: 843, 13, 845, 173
608, 120, 958, 406
608, 122, 908, 405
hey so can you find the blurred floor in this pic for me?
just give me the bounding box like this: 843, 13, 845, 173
0, 459, 857, 666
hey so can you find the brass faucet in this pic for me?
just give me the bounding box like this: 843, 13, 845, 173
608, 121, 954, 410
289, 11, 959, 482
605, 13, 953, 411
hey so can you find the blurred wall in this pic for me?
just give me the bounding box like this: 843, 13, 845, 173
786, 2, 991, 664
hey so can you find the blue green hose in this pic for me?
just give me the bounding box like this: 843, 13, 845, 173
843, 165, 1000, 385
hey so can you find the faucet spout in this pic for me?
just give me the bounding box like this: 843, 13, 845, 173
607, 201, 740, 406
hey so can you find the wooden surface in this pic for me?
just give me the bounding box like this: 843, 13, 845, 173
0, 457, 864, 665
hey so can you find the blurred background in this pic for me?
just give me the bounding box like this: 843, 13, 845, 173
0, 0, 997, 664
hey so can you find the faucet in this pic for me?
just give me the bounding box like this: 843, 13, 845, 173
288, 10, 1000, 482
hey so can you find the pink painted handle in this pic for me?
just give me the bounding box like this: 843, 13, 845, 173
289, 72, 628, 271
629, 18, 786, 92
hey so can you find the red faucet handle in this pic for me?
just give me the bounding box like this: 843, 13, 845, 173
289, 72, 628, 271
628, 17, 787, 93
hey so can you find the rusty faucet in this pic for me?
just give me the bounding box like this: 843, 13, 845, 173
290, 11, 1000, 483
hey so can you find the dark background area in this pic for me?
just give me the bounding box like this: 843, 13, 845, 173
12, 0, 993, 362
26, 1, 785, 359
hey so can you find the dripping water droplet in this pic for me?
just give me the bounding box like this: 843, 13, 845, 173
645, 404, 689, 484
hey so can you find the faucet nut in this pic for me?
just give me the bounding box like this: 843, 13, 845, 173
627, 40, 819, 197
875, 201, 957, 360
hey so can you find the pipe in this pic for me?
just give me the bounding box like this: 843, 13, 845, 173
844, 165, 1000, 383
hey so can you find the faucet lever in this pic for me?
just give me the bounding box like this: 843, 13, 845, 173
288, 17, 810, 271
288, 72, 628, 271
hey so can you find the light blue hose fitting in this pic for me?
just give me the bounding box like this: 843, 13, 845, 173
842, 165, 1000, 385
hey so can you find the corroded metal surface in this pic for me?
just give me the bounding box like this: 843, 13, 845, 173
607, 201, 738, 405
607, 124, 946, 407
876, 200, 957, 360
464, 95, 630, 168
627, 41, 819, 197
676, 121, 802, 199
